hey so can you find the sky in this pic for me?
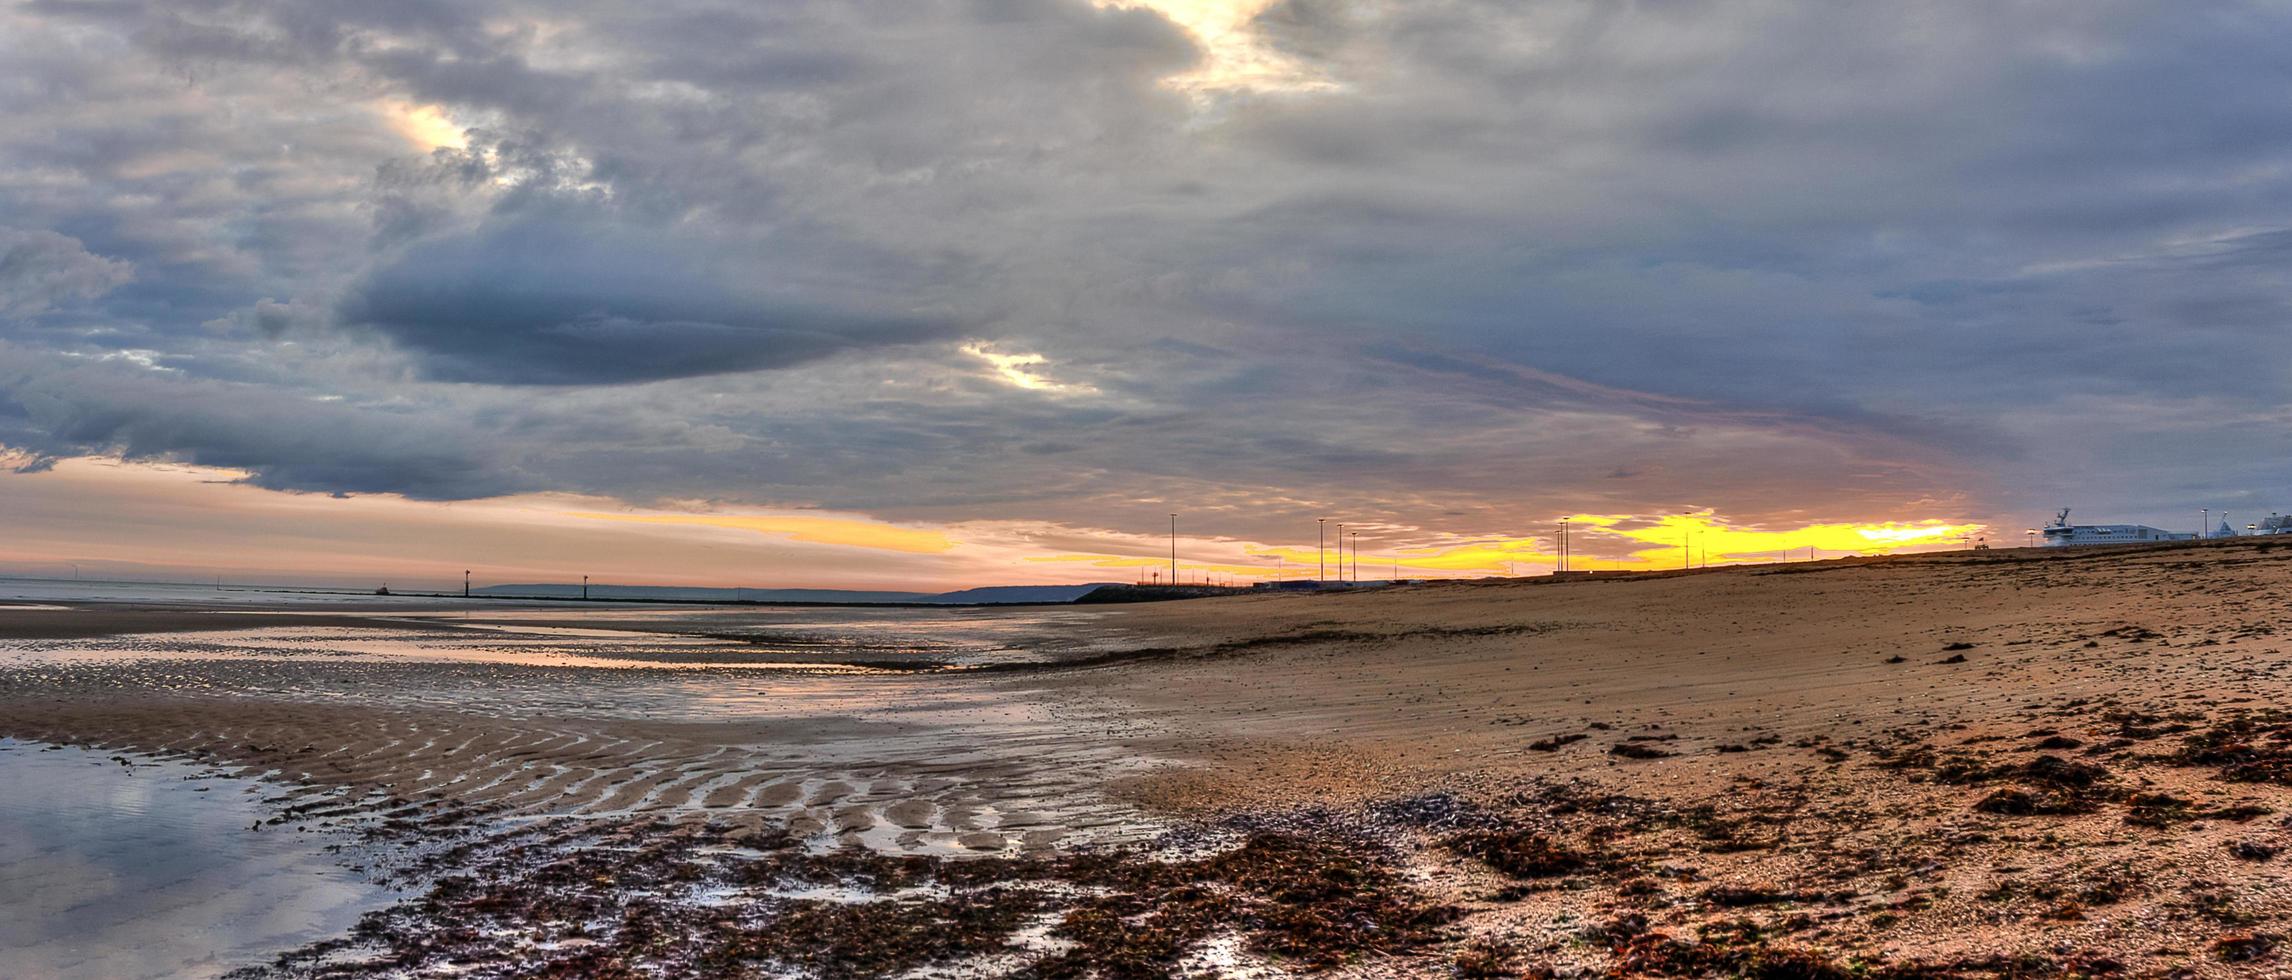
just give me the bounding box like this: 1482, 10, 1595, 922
2, 0, 2288, 590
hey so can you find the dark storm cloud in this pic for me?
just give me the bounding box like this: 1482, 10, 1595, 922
0, 346, 529, 499
340, 220, 966, 384
6, 0, 2292, 541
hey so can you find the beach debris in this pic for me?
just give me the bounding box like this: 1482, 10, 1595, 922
255, 816, 1460, 978
2161, 709, 2292, 786
1449, 936, 1531, 978
2231, 839, 2282, 862
1441, 829, 1597, 879
1526, 733, 1587, 753
2214, 932, 2279, 963
1609, 742, 1675, 760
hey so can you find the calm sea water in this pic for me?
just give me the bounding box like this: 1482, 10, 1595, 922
0, 740, 398, 979
0, 576, 530, 608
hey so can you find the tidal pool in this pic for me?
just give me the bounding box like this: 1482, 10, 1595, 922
0, 740, 397, 979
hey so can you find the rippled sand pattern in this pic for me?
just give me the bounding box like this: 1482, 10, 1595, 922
0, 613, 1167, 857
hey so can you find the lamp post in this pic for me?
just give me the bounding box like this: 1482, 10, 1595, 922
463, 569, 470, 598
1559, 517, 1570, 572
1169, 513, 1178, 587
582, 575, 589, 600
2202, 508, 2209, 540
1336, 523, 1345, 583
1318, 519, 1327, 582
1350, 530, 1358, 583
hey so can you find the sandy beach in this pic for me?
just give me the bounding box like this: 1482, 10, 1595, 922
6, 542, 2292, 977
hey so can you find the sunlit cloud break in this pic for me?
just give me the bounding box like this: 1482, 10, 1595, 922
376, 100, 467, 152
962, 343, 1093, 393
1096, 0, 1334, 95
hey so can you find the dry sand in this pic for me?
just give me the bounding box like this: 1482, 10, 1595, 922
5, 542, 2292, 976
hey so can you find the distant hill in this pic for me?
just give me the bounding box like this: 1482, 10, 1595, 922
471, 583, 1121, 605
920, 584, 1115, 604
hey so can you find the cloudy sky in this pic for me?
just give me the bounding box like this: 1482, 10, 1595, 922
3, 0, 2288, 589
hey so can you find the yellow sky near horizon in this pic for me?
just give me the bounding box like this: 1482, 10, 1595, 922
0, 455, 1989, 590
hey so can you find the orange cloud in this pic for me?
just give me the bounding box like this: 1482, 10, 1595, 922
566, 512, 955, 554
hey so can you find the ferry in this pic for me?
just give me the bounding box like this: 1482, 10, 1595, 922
2039, 508, 2195, 547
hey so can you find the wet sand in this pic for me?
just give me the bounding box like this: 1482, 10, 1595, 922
5, 543, 2292, 976
0, 740, 399, 979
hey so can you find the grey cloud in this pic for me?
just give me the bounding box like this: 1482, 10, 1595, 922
6, 0, 2292, 545
0, 346, 528, 499
0, 228, 132, 317
340, 219, 967, 384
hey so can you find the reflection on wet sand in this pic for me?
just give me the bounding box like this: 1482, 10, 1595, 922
0, 740, 397, 979
0, 606, 1171, 853
0, 602, 1181, 974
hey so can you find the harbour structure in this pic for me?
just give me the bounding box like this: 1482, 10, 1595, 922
2039, 508, 2198, 547
2237, 513, 2292, 537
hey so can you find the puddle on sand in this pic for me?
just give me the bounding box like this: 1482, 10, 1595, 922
0, 739, 399, 979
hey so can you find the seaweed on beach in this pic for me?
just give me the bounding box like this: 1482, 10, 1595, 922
2160, 709, 2292, 786
243, 814, 1459, 979
1443, 828, 1601, 879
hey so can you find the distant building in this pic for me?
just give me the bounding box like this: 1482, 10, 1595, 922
2242, 513, 2292, 537
2039, 508, 2196, 547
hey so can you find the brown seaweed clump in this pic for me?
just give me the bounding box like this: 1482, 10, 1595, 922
244, 817, 1458, 980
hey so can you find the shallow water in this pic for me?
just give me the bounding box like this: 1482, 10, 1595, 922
0, 740, 398, 979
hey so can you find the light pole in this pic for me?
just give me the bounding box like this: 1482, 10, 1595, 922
463, 569, 471, 598
1336, 523, 1345, 583
2202, 508, 2209, 540
582, 575, 589, 600
1169, 514, 1178, 587
1318, 519, 1327, 582
1350, 530, 1358, 583
1560, 517, 1570, 572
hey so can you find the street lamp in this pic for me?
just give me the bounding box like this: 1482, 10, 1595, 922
1169, 513, 1178, 587
1317, 519, 1327, 582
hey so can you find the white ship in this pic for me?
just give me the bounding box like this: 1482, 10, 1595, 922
2039, 508, 2196, 547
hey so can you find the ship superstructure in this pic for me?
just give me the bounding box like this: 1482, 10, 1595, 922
2039, 508, 2197, 547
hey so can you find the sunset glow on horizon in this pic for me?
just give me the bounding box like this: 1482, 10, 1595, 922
0, 455, 1989, 591
3, 0, 2281, 593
